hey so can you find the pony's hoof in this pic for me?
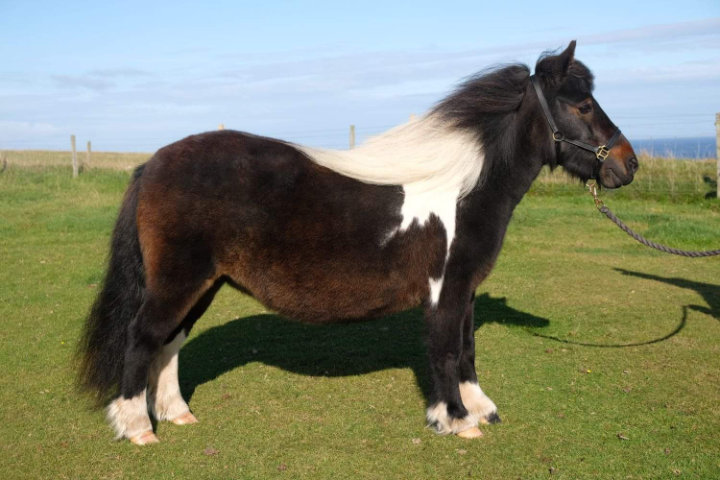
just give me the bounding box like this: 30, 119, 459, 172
456, 426, 483, 439
171, 411, 198, 425
479, 411, 502, 425
130, 431, 159, 445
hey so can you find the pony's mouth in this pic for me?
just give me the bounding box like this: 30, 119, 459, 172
599, 167, 623, 189
599, 166, 635, 189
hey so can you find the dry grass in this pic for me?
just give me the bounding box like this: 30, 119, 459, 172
1, 149, 149, 171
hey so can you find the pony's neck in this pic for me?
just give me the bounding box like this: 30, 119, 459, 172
467, 106, 548, 206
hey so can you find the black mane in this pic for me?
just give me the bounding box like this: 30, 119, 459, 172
433, 56, 597, 186
433, 64, 534, 185
432, 64, 531, 130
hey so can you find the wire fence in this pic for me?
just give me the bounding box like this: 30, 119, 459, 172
1, 149, 716, 202
2, 115, 718, 201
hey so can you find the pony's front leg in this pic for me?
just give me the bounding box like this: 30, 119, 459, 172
458, 294, 501, 426
425, 293, 483, 438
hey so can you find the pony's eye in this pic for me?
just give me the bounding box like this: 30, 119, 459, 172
578, 103, 593, 114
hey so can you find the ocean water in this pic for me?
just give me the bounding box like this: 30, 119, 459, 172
631, 137, 717, 160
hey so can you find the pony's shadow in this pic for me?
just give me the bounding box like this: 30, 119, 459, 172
615, 268, 720, 320
179, 293, 548, 402
527, 269, 716, 348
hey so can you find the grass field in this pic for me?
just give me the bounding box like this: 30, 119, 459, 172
1, 155, 719, 479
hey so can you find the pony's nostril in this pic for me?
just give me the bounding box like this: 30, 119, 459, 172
627, 156, 639, 175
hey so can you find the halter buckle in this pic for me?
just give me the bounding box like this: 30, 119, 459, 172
552, 131, 564, 142
595, 145, 610, 161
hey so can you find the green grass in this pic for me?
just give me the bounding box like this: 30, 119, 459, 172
1, 161, 719, 479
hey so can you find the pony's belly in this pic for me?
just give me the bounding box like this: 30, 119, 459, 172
282, 277, 426, 324
229, 247, 431, 324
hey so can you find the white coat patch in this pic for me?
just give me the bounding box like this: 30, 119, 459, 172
297, 112, 483, 307
429, 277, 444, 305
399, 185, 458, 306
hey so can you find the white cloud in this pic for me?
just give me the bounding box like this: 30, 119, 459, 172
579, 18, 720, 47
87, 68, 151, 78
3, 18, 719, 150
0, 120, 63, 147
52, 74, 114, 91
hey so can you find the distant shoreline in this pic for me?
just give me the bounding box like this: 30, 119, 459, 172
632, 136, 716, 160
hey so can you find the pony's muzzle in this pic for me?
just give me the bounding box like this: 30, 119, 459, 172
598, 139, 638, 189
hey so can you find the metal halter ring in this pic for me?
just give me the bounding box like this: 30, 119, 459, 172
595, 146, 610, 161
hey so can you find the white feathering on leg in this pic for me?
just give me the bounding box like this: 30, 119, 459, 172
107, 390, 153, 440
148, 332, 193, 423
426, 402, 478, 435
459, 381, 498, 423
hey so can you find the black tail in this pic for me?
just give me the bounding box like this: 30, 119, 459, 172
77, 165, 146, 403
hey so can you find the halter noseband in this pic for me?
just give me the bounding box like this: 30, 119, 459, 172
530, 75, 621, 162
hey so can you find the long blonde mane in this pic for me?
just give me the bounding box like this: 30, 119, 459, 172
297, 113, 485, 198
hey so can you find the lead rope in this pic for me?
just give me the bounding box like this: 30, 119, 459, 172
586, 181, 720, 257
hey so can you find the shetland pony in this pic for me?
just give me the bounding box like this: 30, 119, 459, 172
78, 41, 638, 444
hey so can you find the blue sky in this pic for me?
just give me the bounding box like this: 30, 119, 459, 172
1, 1, 719, 151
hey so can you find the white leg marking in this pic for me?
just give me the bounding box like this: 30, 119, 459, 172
107, 390, 153, 440
426, 402, 478, 435
148, 332, 193, 423
459, 381, 498, 423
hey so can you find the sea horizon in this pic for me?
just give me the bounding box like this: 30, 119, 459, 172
631, 136, 717, 160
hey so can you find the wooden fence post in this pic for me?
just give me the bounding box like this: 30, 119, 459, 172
71, 135, 78, 178
715, 113, 719, 199
349, 124, 355, 149
86, 141, 91, 169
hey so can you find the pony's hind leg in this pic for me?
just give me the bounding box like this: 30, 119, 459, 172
147, 330, 195, 425
108, 277, 215, 444
148, 280, 224, 426
107, 389, 157, 444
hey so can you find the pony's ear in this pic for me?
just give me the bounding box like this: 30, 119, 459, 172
558, 40, 576, 72
535, 40, 576, 87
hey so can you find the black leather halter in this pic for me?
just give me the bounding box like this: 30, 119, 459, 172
530, 75, 621, 162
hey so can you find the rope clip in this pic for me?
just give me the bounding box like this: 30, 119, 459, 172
586, 180, 604, 210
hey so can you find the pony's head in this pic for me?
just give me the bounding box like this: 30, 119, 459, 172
533, 41, 638, 188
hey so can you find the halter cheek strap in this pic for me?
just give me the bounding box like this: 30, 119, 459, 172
530, 75, 621, 162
